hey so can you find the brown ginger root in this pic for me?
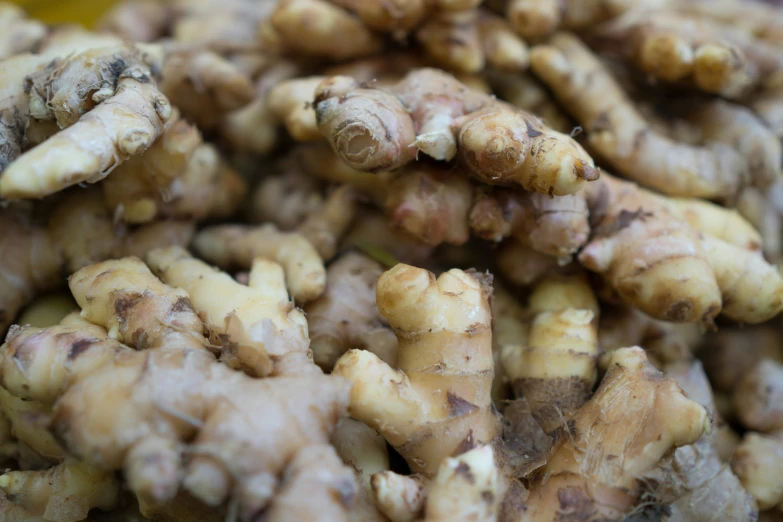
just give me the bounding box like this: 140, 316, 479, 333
495, 239, 562, 288
315, 68, 598, 196
530, 32, 749, 200
0, 459, 119, 522
304, 252, 398, 371
521, 347, 710, 521
470, 187, 589, 258
0, 39, 173, 199
731, 433, 783, 512
701, 327, 783, 394
0, 258, 352, 521
341, 210, 436, 267
333, 264, 499, 476
501, 272, 599, 433
147, 246, 316, 377
734, 359, 783, 434
193, 224, 327, 303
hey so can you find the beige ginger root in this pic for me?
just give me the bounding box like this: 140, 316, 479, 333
0, 3, 46, 60
314, 68, 598, 196
193, 224, 327, 303
501, 272, 599, 433
701, 327, 783, 394
734, 359, 783, 434
521, 347, 710, 521
146, 246, 316, 377
0, 257, 352, 521
333, 264, 499, 476
495, 239, 562, 288
530, 32, 749, 200
0, 41, 173, 199
17, 293, 78, 330
731, 433, 783, 512
305, 253, 398, 371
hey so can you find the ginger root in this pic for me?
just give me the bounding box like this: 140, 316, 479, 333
333, 264, 499, 476
731, 433, 783, 512
734, 359, 783, 434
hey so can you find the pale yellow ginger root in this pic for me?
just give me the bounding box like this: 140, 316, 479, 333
146, 246, 314, 377
333, 264, 499, 475
98, 0, 172, 42
0, 3, 46, 60
417, 9, 528, 74
193, 224, 327, 303
470, 188, 589, 258
262, 445, 358, 522
158, 50, 255, 132
506, 0, 562, 42
679, 0, 783, 46
495, 239, 561, 288
486, 71, 573, 133
17, 293, 78, 329
102, 114, 202, 224
753, 88, 783, 139
502, 272, 599, 433
267, 0, 383, 60
305, 253, 398, 371
580, 174, 721, 323
331, 418, 389, 522
0, 258, 352, 521
267, 76, 324, 141
734, 360, 783, 434
0, 459, 119, 522
371, 472, 428, 522
701, 327, 783, 394
0, 43, 173, 200
220, 61, 302, 155
158, 144, 247, 222
530, 32, 749, 200
326, 0, 427, 33
521, 347, 710, 521
598, 305, 702, 367
731, 433, 783, 512
738, 186, 782, 261
490, 284, 528, 404
315, 68, 598, 196
423, 445, 501, 522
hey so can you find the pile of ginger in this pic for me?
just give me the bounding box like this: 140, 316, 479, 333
2, 0, 783, 521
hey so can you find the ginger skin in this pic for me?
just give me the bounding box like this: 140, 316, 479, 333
333, 264, 499, 476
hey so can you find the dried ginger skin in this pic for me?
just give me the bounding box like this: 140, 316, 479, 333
530, 32, 748, 201
580, 174, 722, 324
0, 257, 353, 521
305, 252, 398, 371
333, 264, 499, 476
146, 246, 315, 378
193, 224, 327, 303
731, 433, 783, 511
470, 188, 590, 258
521, 347, 710, 522
0, 44, 173, 200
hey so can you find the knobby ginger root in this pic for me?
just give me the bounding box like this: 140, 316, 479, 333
0, 258, 352, 521
734, 359, 783, 434
530, 32, 749, 200
314, 68, 598, 196
701, 327, 783, 394
371, 471, 428, 522
495, 239, 562, 288
267, 76, 324, 141
193, 224, 327, 303
17, 293, 78, 329
486, 70, 573, 133
501, 272, 599, 433
0, 41, 173, 199
470, 187, 589, 258
341, 210, 435, 267
521, 347, 710, 521
0, 459, 119, 522
0, 3, 46, 60
333, 264, 499, 475
305, 253, 398, 371
147, 246, 315, 377
731, 433, 783, 512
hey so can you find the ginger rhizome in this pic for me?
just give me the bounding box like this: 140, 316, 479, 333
521, 347, 710, 521
314, 68, 598, 196
501, 272, 600, 433
333, 264, 499, 476
0, 256, 352, 521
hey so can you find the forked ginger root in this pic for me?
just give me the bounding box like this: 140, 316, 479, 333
0, 257, 352, 522
521, 347, 710, 521
314, 68, 598, 196
304, 253, 398, 371
333, 264, 499, 475
193, 224, 327, 303
146, 246, 316, 377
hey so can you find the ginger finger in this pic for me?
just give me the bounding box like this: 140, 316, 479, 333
495, 239, 562, 288
530, 32, 748, 200
417, 10, 485, 74
17, 293, 78, 329
146, 246, 313, 377
327, 0, 426, 32
734, 359, 783, 434
268, 76, 324, 142
342, 210, 436, 267
701, 326, 783, 394
333, 264, 499, 475
0, 4, 46, 60
521, 347, 710, 521
487, 70, 573, 133
296, 185, 358, 260
98, 0, 172, 43
731, 433, 783, 512
305, 253, 398, 371
371, 471, 428, 522
193, 224, 326, 303
490, 284, 528, 404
